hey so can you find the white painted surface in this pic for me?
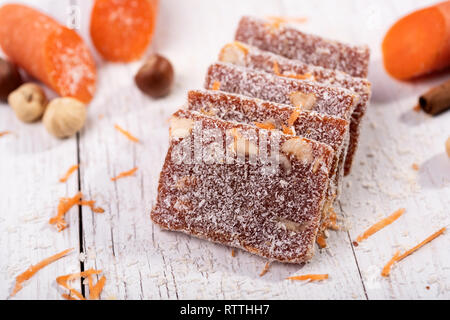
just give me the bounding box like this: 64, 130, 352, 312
0, 0, 449, 299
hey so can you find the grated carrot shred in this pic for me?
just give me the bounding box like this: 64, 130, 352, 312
273, 61, 281, 75
272, 61, 313, 80
355, 208, 405, 243
0, 131, 11, 137
89, 275, 106, 300
254, 121, 276, 130
316, 235, 327, 248
381, 251, 400, 277
11, 248, 74, 297
59, 165, 79, 183
211, 81, 221, 91
282, 125, 294, 135
259, 261, 271, 277
114, 124, 139, 142
111, 167, 138, 181
287, 108, 302, 127
231, 249, 236, 257
57, 269, 103, 300
412, 163, 419, 171
381, 227, 446, 277
287, 274, 328, 281
49, 192, 104, 232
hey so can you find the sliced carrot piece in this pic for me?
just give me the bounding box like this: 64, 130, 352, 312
355, 208, 405, 243
382, 1, 450, 80
381, 227, 446, 277
0, 4, 96, 103
90, 0, 158, 62
0, 131, 11, 137
114, 124, 139, 142
59, 165, 79, 183
287, 274, 329, 281
11, 248, 74, 297
111, 167, 138, 181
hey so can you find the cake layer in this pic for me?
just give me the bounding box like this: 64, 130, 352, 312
151, 109, 334, 263
218, 41, 371, 174
235, 16, 370, 78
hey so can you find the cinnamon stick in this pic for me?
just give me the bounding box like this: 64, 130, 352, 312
419, 79, 450, 115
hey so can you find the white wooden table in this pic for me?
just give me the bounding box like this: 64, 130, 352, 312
1, 0, 449, 300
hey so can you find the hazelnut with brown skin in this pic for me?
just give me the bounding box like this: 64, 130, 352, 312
0, 58, 22, 101
8, 83, 48, 123
135, 54, 174, 98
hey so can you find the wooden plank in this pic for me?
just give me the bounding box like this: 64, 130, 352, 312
77, 0, 366, 299
0, 0, 83, 299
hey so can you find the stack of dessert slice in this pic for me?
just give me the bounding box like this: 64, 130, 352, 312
151, 16, 371, 264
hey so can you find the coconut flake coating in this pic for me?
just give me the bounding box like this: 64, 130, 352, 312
205, 62, 357, 122
218, 41, 371, 174
187, 89, 348, 196
235, 16, 370, 78
151, 110, 334, 263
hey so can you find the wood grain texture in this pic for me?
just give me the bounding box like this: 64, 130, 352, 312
1, 0, 449, 300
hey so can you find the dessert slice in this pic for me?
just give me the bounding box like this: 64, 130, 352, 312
151, 109, 334, 263
235, 16, 370, 78
205, 62, 357, 121
187, 89, 348, 196
187, 89, 348, 245
218, 41, 371, 174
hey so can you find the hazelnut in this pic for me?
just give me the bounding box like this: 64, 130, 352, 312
8, 83, 47, 123
43, 97, 86, 138
0, 58, 22, 101
135, 54, 174, 98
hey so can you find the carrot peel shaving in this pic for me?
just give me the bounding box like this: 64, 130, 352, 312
114, 124, 139, 142
355, 208, 405, 243
111, 167, 138, 181
0, 131, 12, 137
10, 248, 74, 297
59, 164, 79, 183
287, 274, 328, 281
381, 227, 446, 277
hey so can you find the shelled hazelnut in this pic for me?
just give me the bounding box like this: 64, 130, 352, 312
0, 58, 22, 101
135, 54, 174, 98
43, 97, 86, 138
8, 83, 47, 122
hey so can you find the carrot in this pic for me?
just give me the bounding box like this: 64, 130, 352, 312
57, 269, 103, 300
381, 227, 446, 277
211, 81, 221, 91
89, 276, 106, 300
111, 167, 138, 181
0, 4, 96, 103
0, 131, 11, 138
59, 165, 79, 183
355, 208, 405, 243
254, 122, 276, 130
286, 274, 329, 281
114, 124, 139, 142
11, 248, 74, 297
49, 192, 104, 232
90, 0, 159, 62
259, 261, 271, 277
287, 108, 302, 127
382, 1, 450, 80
